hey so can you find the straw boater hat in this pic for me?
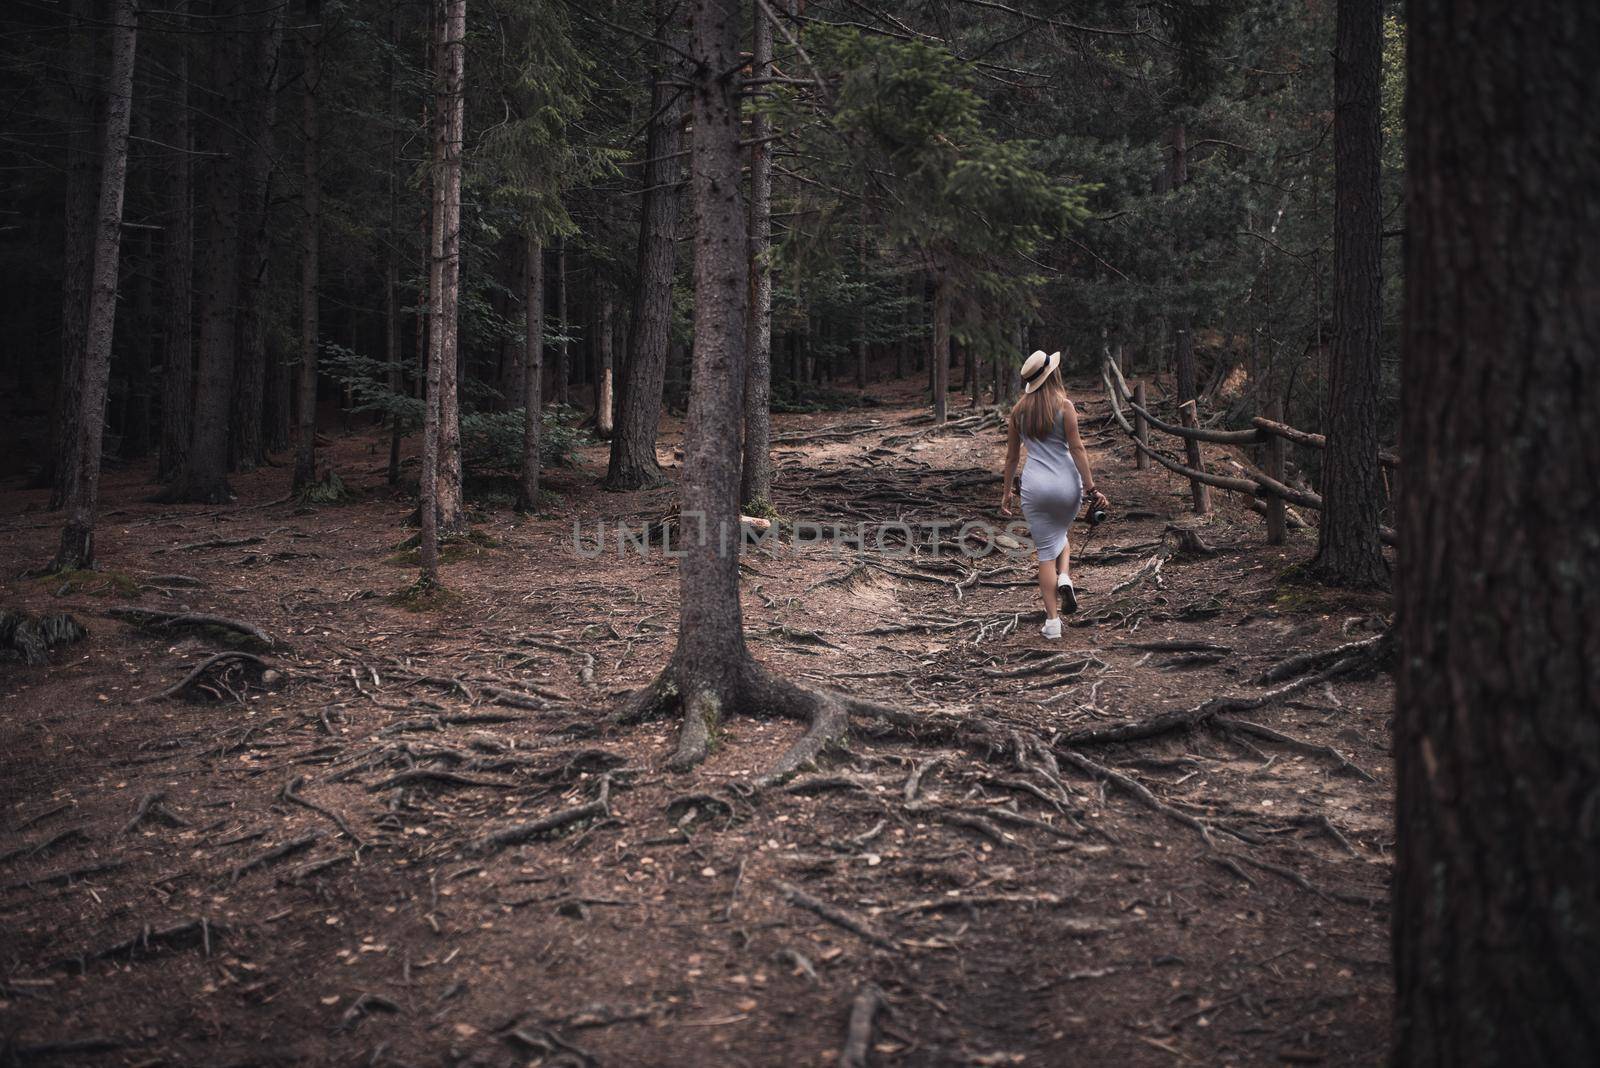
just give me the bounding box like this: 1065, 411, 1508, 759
1020, 350, 1061, 393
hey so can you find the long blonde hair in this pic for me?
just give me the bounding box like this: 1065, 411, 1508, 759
1010, 368, 1068, 439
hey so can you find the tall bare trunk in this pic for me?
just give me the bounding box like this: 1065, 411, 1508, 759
433, 0, 466, 531
517, 236, 545, 511
1168, 124, 1209, 513
739, 0, 774, 508
231, 5, 284, 472
854, 215, 867, 390
178, 2, 242, 504
931, 265, 950, 422
385, 12, 404, 485
596, 286, 615, 439
48, 0, 98, 505
1314, 0, 1387, 587
554, 237, 569, 405
53, 0, 138, 570
421, 0, 466, 579
670, 0, 749, 761
1395, 3, 1600, 1062
157, 1, 193, 484
606, 0, 685, 491
293, 0, 322, 491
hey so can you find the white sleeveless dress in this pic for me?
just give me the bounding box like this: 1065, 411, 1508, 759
1020, 410, 1083, 562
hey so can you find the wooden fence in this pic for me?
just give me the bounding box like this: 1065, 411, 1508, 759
1100, 359, 1397, 546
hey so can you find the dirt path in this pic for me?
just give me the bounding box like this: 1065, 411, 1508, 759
0, 379, 1394, 1066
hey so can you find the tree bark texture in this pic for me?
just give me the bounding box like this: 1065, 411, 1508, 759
293, 0, 322, 491
178, 3, 242, 503
231, 4, 284, 472
433, 0, 466, 531
49, 0, 98, 506
1394, 2, 1600, 1063
53, 0, 138, 570
1314, 0, 1388, 587
157, 1, 193, 484
672, 0, 751, 758
607, 0, 685, 491
739, 0, 774, 509
596, 287, 615, 440
517, 236, 544, 511
931, 266, 950, 422
554, 238, 569, 405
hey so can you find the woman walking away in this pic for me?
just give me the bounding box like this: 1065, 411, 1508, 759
1000, 350, 1109, 640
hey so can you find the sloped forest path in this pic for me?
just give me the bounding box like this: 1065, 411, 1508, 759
0, 378, 1394, 1066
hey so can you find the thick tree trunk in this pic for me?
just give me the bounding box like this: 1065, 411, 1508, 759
620, 0, 852, 780
48, 0, 98, 505
420, 0, 466, 580
517, 236, 545, 511
231, 5, 284, 473
931, 266, 950, 422
177, 5, 242, 504
156, 4, 192, 484
739, 0, 774, 509
1394, 3, 1600, 1064
52, 0, 138, 571
666, 0, 749, 766
1313, 0, 1387, 587
385, 11, 403, 485
292, 0, 322, 491
433, 0, 465, 531
606, 0, 685, 491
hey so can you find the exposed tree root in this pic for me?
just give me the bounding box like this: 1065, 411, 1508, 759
615, 657, 850, 784
121, 792, 188, 834
4, 859, 127, 892
1256, 630, 1391, 685
0, 609, 87, 665
838, 983, 887, 1068
57, 917, 226, 972
280, 776, 362, 843
229, 832, 323, 883
0, 826, 91, 866
136, 651, 277, 703
108, 606, 274, 647
776, 880, 899, 950
466, 775, 613, 855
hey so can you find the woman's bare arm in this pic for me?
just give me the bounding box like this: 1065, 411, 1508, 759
1000, 415, 1022, 514
1062, 399, 1107, 501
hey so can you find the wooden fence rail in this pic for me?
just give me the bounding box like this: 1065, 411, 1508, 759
1101, 359, 1397, 547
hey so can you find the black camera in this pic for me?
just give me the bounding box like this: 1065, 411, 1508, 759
1087, 504, 1108, 526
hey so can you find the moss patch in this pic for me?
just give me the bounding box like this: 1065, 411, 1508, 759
43, 568, 141, 598
385, 528, 498, 566
387, 580, 460, 612
297, 470, 357, 505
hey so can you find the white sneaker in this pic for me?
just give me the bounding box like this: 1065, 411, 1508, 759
1040, 617, 1062, 640
1057, 576, 1078, 614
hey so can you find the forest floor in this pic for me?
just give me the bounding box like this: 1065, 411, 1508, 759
0, 375, 1395, 1067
